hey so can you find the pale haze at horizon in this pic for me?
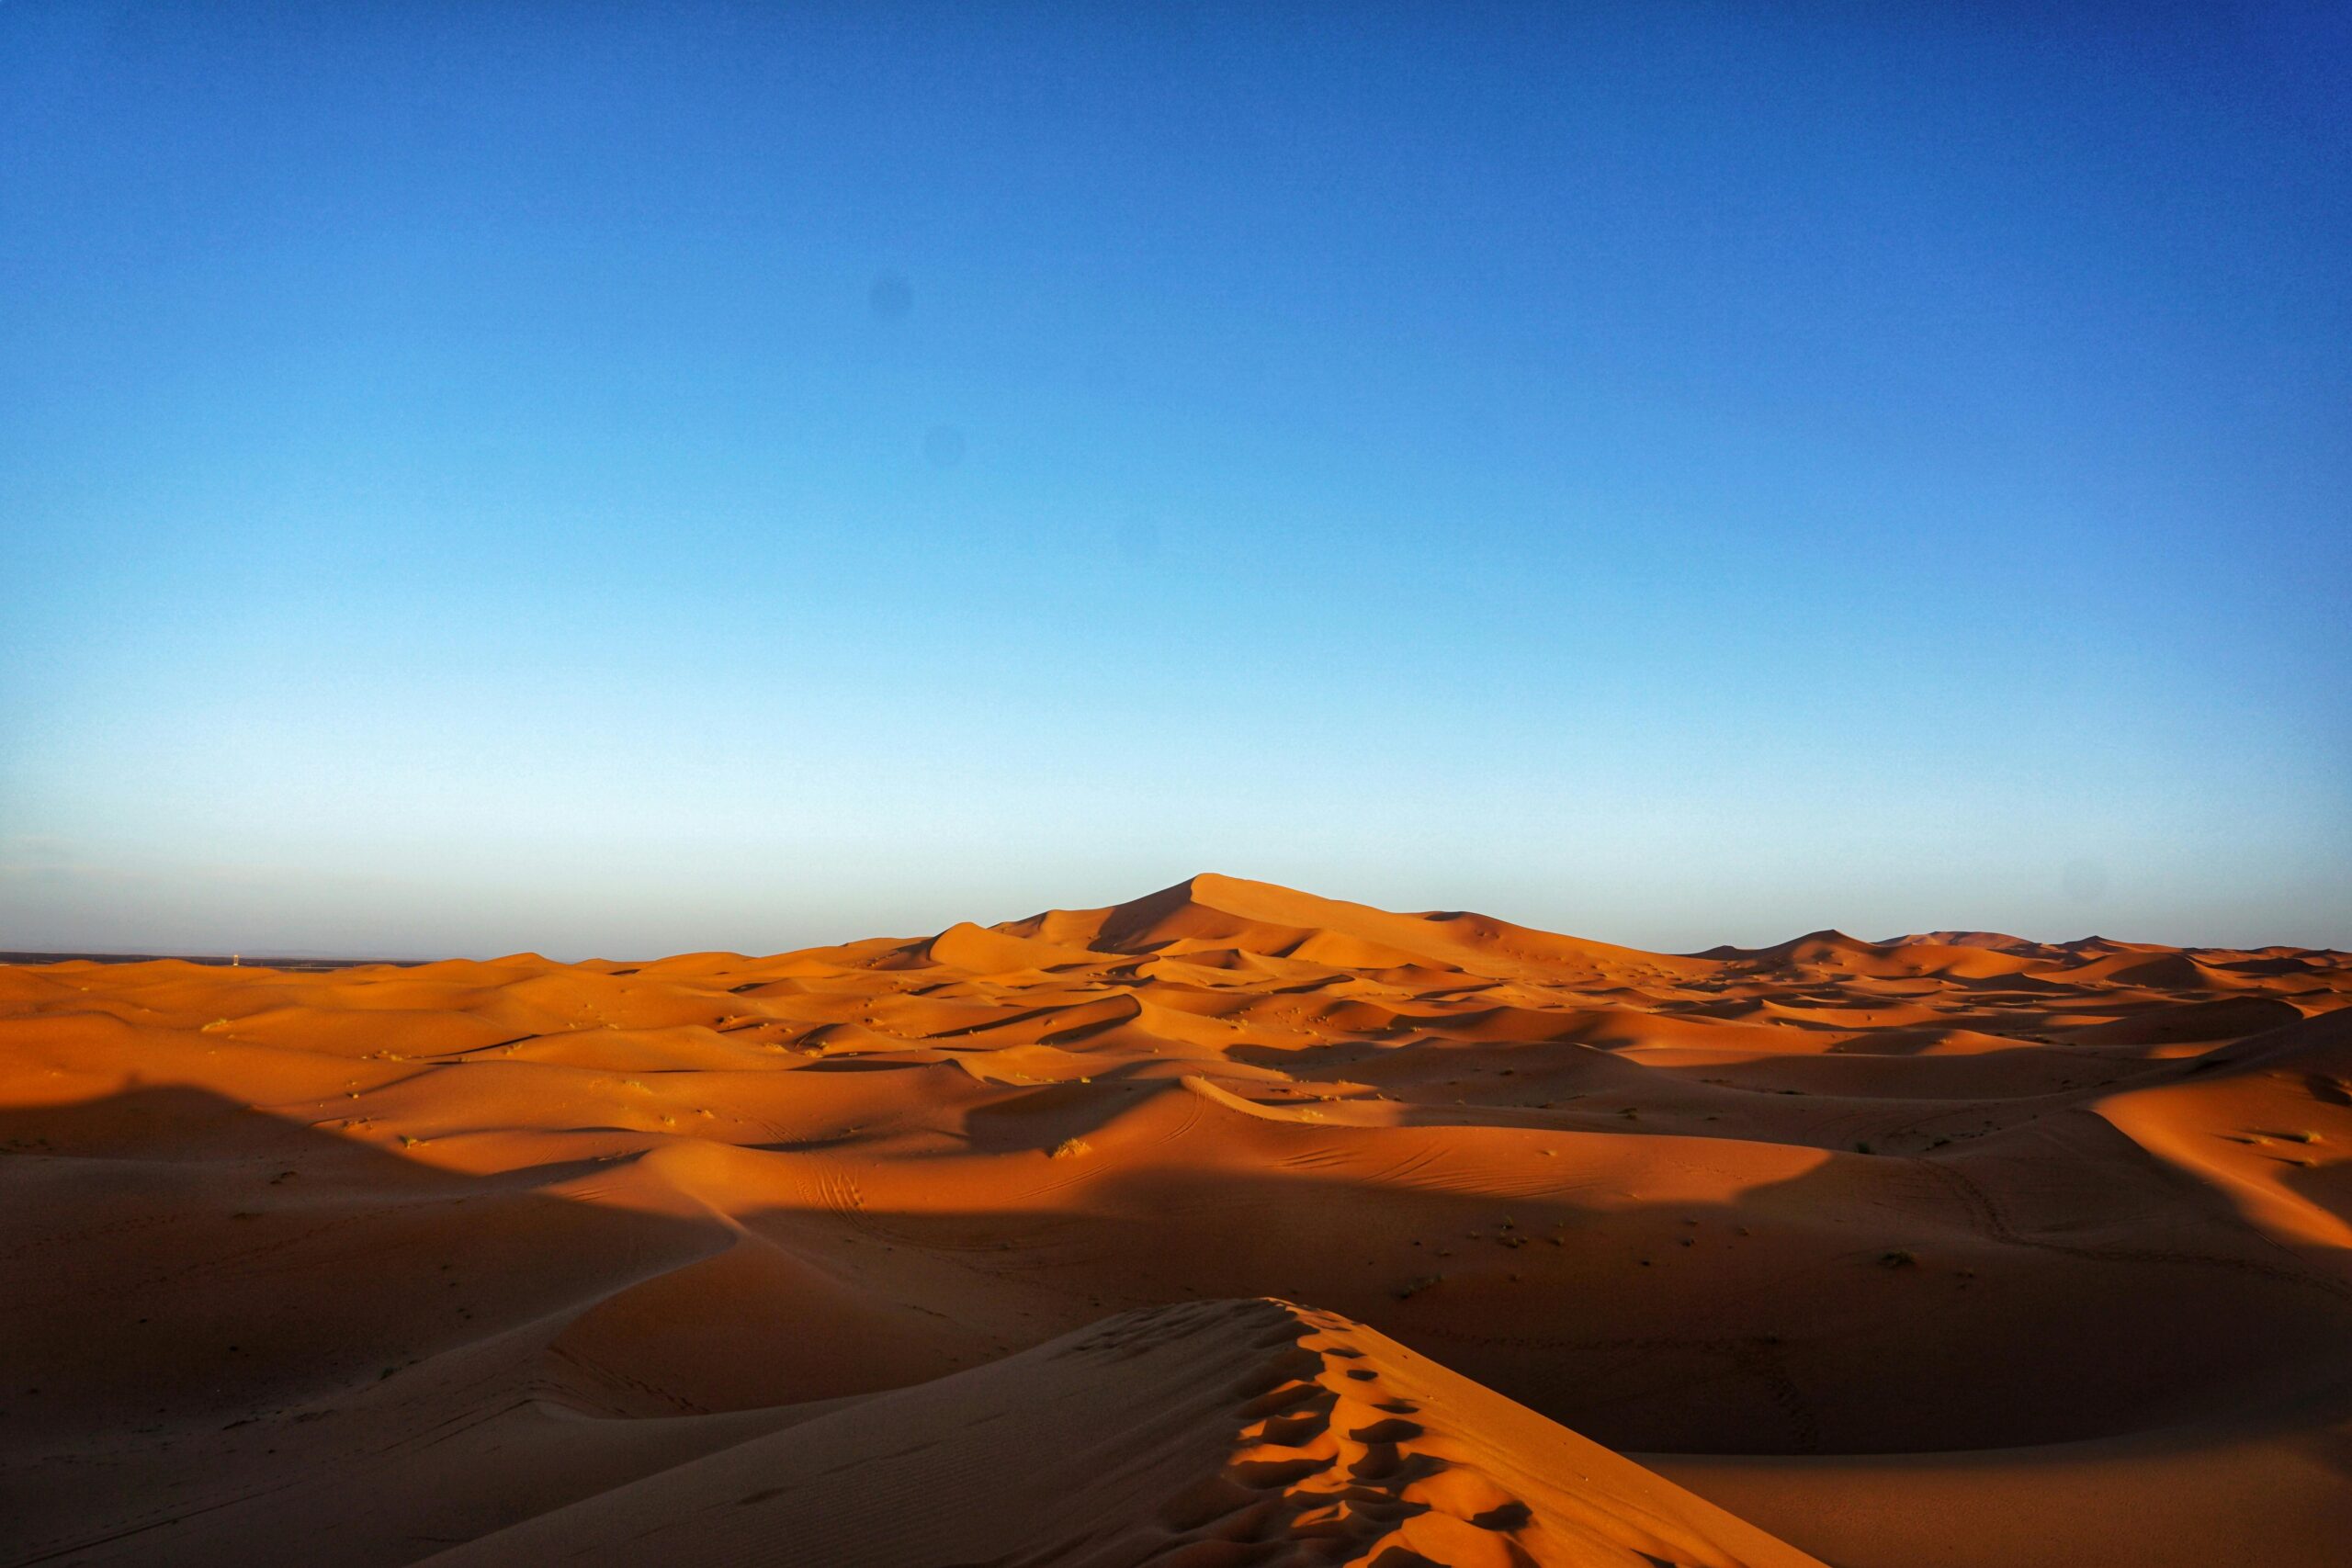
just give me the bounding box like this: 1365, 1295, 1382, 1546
3, 5, 2346, 958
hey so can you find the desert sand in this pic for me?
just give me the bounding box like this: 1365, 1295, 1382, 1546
3, 874, 2348, 1566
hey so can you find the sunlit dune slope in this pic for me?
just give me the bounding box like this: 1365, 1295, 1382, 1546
3, 874, 2347, 1568
423, 1297, 1825, 1568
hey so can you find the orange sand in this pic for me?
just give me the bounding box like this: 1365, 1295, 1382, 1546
3, 874, 2347, 1566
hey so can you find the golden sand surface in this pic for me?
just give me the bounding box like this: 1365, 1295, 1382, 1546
5, 875, 2348, 1566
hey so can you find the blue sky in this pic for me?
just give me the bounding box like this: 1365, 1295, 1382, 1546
3, 2, 2346, 957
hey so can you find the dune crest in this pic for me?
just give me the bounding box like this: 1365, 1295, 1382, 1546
421, 1297, 1823, 1568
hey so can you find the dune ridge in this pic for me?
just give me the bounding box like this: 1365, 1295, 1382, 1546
421, 1296, 1825, 1568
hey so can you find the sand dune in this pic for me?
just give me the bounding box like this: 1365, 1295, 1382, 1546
424, 1298, 1823, 1568
3, 874, 2347, 1566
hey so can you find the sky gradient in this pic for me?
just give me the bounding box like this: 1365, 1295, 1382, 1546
4, 2, 2347, 958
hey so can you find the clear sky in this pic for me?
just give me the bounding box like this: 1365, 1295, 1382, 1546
3, 2, 2346, 958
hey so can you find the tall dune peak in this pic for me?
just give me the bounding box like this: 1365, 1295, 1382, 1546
996, 874, 1720, 984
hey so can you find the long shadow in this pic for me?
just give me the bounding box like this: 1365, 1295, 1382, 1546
0, 1086, 729, 1568
738, 1146, 2352, 1457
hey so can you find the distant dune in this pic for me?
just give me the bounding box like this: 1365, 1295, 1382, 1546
3, 874, 2348, 1567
